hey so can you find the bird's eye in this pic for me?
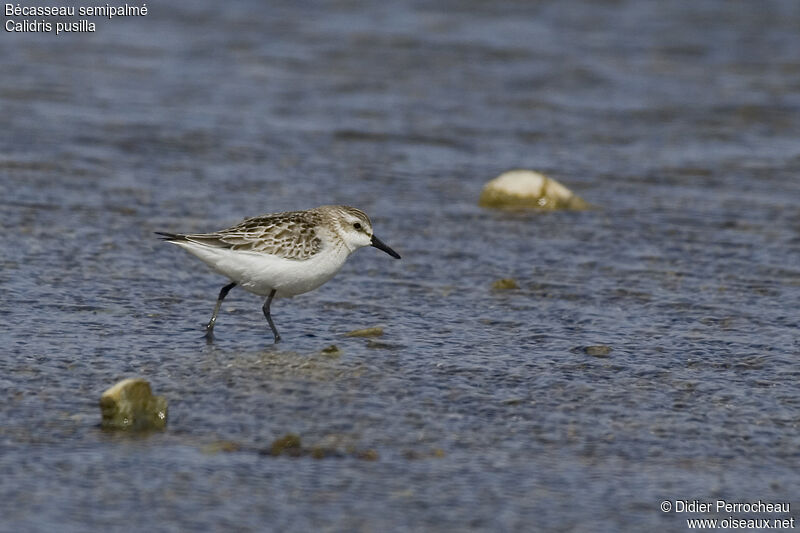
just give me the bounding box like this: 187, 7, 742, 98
353, 222, 362, 230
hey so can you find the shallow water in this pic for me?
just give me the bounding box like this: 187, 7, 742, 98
2, 1, 800, 531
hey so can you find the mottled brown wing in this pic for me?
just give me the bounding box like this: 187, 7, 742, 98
180, 210, 324, 260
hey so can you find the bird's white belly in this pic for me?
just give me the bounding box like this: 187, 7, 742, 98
175, 242, 351, 297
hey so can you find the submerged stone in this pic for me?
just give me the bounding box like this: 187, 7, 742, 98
479, 169, 589, 210
310, 446, 338, 459
99, 378, 167, 431
492, 278, 519, 290
403, 448, 445, 460
345, 326, 384, 338
320, 344, 343, 357
357, 449, 379, 461
263, 434, 379, 460
270, 434, 303, 456
582, 345, 613, 357
202, 440, 242, 454
365, 340, 397, 350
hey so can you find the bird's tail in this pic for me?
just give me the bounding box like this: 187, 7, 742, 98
155, 231, 188, 242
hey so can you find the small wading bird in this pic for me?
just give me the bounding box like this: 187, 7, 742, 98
157, 205, 400, 342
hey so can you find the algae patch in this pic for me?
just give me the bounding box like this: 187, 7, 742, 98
263, 434, 379, 460
202, 440, 243, 454
345, 326, 384, 338
491, 278, 519, 290
358, 449, 379, 461
403, 448, 446, 460
320, 344, 343, 357
572, 345, 613, 358
269, 433, 303, 457
366, 340, 398, 350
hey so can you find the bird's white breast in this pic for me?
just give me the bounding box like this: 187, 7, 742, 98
173, 240, 353, 297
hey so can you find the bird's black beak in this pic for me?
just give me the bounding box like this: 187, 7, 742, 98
371, 235, 401, 259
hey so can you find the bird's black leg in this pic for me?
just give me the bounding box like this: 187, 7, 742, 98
205, 282, 236, 341
262, 289, 281, 343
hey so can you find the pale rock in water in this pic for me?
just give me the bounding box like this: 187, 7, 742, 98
479, 169, 589, 210
99, 378, 168, 431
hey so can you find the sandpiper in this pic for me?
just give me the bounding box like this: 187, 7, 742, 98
157, 205, 400, 342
